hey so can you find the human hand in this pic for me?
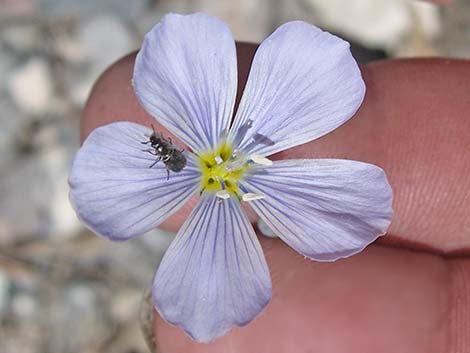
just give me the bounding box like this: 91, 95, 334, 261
82, 43, 470, 353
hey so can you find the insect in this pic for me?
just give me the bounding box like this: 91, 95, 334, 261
141, 126, 187, 180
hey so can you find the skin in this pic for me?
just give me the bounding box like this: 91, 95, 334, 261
82, 43, 470, 352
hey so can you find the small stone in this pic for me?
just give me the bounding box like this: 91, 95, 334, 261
42, 143, 82, 241
0, 271, 10, 318
77, 15, 134, 74
437, 0, 470, 58
0, 118, 81, 245
7, 58, 54, 115
411, 1, 441, 39
36, 0, 148, 20
0, 48, 15, 87
66, 15, 135, 106
0, 97, 24, 167
11, 293, 37, 319
48, 284, 108, 353
110, 289, 142, 322
306, 0, 412, 49
139, 228, 174, 254
1, 24, 43, 53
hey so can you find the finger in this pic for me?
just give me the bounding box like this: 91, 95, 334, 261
80, 37, 470, 353
148, 53, 470, 351
83, 45, 470, 253
277, 58, 470, 253
154, 239, 454, 353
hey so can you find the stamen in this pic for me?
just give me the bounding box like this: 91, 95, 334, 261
231, 119, 253, 146
217, 176, 225, 189
242, 193, 265, 202
215, 155, 223, 165
249, 154, 273, 166
231, 149, 240, 160
253, 133, 275, 146
216, 190, 231, 199
198, 142, 250, 197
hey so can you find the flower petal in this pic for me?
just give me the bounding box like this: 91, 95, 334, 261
242, 159, 393, 261
153, 195, 271, 342
133, 13, 237, 153
69, 122, 200, 240
229, 21, 365, 156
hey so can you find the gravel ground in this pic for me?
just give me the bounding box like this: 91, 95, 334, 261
0, 1, 467, 352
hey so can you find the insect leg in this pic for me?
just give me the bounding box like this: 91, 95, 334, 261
166, 168, 170, 181
142, 149, 158, 155
149, 157, 161, 168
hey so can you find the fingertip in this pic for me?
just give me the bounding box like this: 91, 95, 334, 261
153, 240, 449, 353
81, 52, 168, 143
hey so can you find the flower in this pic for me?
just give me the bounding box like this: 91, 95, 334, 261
69, 13, 393, 342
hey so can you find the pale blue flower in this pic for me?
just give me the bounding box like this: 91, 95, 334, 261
69, 13, 393, 342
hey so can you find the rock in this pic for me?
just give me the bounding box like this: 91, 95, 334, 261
196, 0, 272, 42
110, 288, 142, 323
438, 0, 470, 58
0, 271, 10, 318
1, 24, 44, 53
411, 1, 441, 39
7, 58, 54, 115
77, 15, 135, 74
96, 231, 171, 286
0, 49, 14, 89
35, 0, 148, 20
139, 228, 174, 255
148, 0, 272, 42
44, 145, 82, 241
0, 97, 24, 167
101, 323, 149, 353
66, 15, 135, 106
0, 154, 52, 245
0, 118, 81, 245
48, 284, 109, 353
306, 0, 412, 49
11, 292, 37, 319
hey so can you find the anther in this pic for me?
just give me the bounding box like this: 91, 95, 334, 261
249, 154, 273, 166
216, 190, 231, 199
242, 193, 265, 202
215, 155, 223, 165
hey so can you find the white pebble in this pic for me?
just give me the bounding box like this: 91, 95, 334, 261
7, 58, 53, 114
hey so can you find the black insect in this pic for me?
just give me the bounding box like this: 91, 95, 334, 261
141, 126, 187, 180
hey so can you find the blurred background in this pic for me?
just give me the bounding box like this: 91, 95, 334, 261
0, 0, 468, 352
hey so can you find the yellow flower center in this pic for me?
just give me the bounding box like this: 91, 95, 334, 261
198, 142, 248, 196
